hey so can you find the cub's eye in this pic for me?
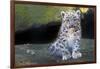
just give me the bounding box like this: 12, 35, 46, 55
65, 31, 68, 33
62, 39, 66, 42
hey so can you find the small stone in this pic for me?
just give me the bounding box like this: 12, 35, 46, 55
30, 50, 35, 55
26, 49, 30, 54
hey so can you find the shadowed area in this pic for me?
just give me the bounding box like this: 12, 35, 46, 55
15, 21, 61, 44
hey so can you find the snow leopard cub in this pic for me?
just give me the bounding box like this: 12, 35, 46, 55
49, 10, 82, 61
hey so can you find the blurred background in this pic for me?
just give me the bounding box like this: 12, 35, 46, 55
15, 4, 94, 44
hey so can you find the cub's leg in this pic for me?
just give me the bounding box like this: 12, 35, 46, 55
61, 49, 71, 60
72, 40, 82, 59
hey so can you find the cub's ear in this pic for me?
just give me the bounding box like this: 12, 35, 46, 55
76, 10, 81, 15
61, 11, 66, 18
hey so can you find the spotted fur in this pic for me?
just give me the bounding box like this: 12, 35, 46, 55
49, 10, 82, 61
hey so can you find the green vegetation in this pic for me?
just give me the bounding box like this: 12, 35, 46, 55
15, 4, 76, 31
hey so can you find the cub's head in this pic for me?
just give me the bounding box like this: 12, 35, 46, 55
61, 10, 81, 26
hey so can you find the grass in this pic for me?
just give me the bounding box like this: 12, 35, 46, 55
15, 4, 76, 31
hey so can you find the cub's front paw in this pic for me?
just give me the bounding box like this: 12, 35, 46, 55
72, 51, 82, 59
62, 54, 71, 60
